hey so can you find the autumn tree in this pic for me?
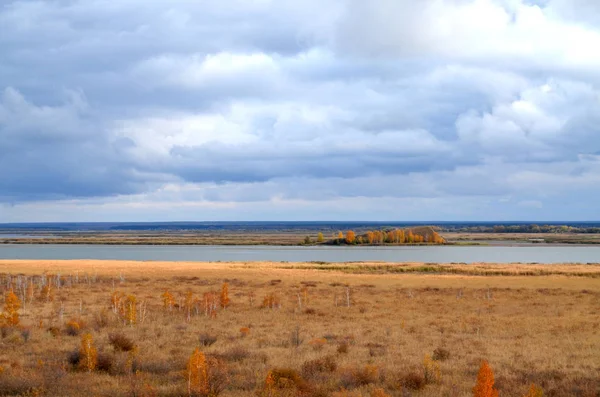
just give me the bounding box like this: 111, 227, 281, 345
40, 284, 54, 302
386, 231, 395, 243
162, 290, 175, 312
124, 295, 137, 326
398, 230, 405, 243
373, 231, 383, 244
3, 290, 21, 326
111, 291, 123, 314
187, 348, 208, 397
184, 291, 195, 322
337, 231, 344, 240
220, 283, 230, 308
473, 360, 499, 397
317, 232, 324, 243
366, 231, 374, 244
79, 333, 97, 372
345, 230, 356, 244
203, 291, 219, 318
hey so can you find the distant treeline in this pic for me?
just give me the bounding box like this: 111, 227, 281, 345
443, 224, 600, 234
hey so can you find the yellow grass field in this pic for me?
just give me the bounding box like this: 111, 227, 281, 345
0, 260, 599, 397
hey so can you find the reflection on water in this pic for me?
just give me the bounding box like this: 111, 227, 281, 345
0, 244, 599, 263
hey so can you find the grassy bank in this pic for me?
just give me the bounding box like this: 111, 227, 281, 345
0, 260, 598, 396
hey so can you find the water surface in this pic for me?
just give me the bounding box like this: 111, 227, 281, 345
0, 244, 599, 263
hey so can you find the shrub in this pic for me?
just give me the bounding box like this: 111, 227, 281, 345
370, 388, 391, 397
0, 375, 43, 396
205, 356, 229, 397
109, 332, 135, 352
20, 328, 31, 342
308, 338, 327, 351
337, 342, 349, 354
523, 383, 544, 397
290, 326, 303, 348
199, 333, 217, 347
94, 308, 110, 329
433, 347, 450, 361
65, 319, 81, 336
96, 352, 114, 373
67, 349, 81, 367
301, 355, 337, 379
264, 368, 309, 392
47, 327, 60, 338
396, 371, 426, 391
218, 346, 250, 362
473, 360, 499, 397
340, 365, 379, 388
239, 327, 250, 337
423, 354, 441, 384
367, 343, 386, 357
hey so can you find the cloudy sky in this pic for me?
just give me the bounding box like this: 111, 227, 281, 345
1, 0, 600, 222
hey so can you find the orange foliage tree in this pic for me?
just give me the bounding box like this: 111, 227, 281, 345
123, 295, 137, 326
337, 231, 344, 239
3, 290, 21, 326
79, 333, 97, 372
366, 231, 374, 244
473, 360, 499, 397
162, 290, 175, 312
386, 231, 395, 243
373, 231, 383, 244
220, 283, 230, 308
187, 348, 208, 397
345, 230, 356, 244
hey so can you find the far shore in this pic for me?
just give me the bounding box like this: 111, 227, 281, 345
2, 230, 600, 246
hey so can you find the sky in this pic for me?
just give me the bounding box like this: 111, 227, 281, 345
1, 0, 600, 222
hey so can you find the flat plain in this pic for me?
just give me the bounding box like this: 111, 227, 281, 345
0, 260, 599, 396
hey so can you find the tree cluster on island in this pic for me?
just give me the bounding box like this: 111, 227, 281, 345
303, 227, 445, 245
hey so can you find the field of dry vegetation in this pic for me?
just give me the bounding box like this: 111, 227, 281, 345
0, 260, 599, 397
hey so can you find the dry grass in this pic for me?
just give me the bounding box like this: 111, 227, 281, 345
0, 260, 599, 396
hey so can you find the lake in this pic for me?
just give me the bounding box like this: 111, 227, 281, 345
0, 244, 599, 263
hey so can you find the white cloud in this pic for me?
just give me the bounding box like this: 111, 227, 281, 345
2, 0, 600, 220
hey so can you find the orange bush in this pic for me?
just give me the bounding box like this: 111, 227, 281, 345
3, 290, 21, 326
220, 283, 230, 308
473, 360, 499, 397
239, 327, 250, 337
65, 319, 82, 336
